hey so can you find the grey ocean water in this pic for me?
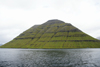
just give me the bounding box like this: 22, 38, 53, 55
0, 48, 100, 67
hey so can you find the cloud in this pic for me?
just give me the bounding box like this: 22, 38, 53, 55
0, 0, 36, 9
0, 28, 21, 44
0, 0, 100, 44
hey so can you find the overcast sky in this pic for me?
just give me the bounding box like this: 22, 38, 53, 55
0, 0, 100, 44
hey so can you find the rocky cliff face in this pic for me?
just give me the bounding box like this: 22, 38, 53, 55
1, 19, 100, 48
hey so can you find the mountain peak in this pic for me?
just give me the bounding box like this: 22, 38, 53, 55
43, 19, 65, 25
1, 19, 100, 48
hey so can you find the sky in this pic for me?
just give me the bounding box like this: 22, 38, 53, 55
0, 0, 100, 44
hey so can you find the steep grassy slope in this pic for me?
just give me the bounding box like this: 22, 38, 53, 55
1, 19, 100, 48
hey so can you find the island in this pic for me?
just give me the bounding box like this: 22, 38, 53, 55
1, 19, 100, 48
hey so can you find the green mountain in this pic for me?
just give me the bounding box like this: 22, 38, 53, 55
1, 19, 100, 48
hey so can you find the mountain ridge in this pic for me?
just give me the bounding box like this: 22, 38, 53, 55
1, 19, 100, 48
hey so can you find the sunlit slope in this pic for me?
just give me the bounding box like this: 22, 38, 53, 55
1, 19, 100, 48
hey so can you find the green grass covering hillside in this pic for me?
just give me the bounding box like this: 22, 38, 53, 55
1, 19, 100, 48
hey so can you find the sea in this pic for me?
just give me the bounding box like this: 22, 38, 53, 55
0, 48, 100, 67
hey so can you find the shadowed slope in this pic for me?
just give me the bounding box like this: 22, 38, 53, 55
1, 19, 100, 48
